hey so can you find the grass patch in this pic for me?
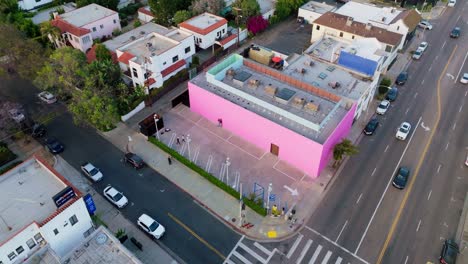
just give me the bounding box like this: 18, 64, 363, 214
148, 136, 267, 216
0, 160, 22, 175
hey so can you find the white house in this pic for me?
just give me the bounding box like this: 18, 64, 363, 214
50, 3, 121, 52
298, 1, 336, 24
138, 6, 155, 23
18, 0, 53, 11
179, 12, 237, 50
102, 22, 195, 92
0, 156, 94, 264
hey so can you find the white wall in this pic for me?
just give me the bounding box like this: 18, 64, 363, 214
298, 9, 322, 24
18, 0, 53, 10
181, 24, 227, 49
82, 13, 121, 40
0, 223, 43, 264
121, 101, 145, 121
138, 11, 154, 23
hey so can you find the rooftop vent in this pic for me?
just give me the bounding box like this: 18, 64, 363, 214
146, 42, 152, 47
381, 17, 386, 22
328, 81, 340, 89
264, 84, 277, 97
391, 8, 396, 13
140, 31, 146, 35
130, 36, 136, 41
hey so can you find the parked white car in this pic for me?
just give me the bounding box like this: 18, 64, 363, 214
448, 0, 456, 7
8, 109, 25, 123
418, 20, 433, 30
81, 162, 103, 182
376, 100, 390, 115
412, 48, 424, 60
137, 214, 165, 239
103, 185, 128, 208
38, 91, 57, 104
396, 122, 412, 140
418, 42, 428, 52
460, 73, 468, 84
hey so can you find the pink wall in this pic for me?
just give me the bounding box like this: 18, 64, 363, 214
189, 82, 325, 178
319, 103, 356, 173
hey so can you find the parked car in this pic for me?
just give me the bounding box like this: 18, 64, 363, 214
465, 153, 468, 166
44, 137, 64, 154
448, 0, 456, 7
38, 91, 57, 104
396, 122, 412, 140
81, 162, 103, 182
418, 20, 433, 30
103, 185, 128, 208
137, 214, 165, 239
418, 42, 429, 52
124, 152, 145, 169
450, 27, 460, 38
460, 73, 468, 84
376, 100, 390, 115
412, 48, 424, 60
8, 108, 25, 123
392, 167, 410, 189
396, 72, 408, 85
31, 123, 46, 138
363, 118, 379, 135
386, 87, 398, 101
439, 239, 459, 264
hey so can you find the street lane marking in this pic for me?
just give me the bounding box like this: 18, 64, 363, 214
435, 55, 439, 61
233, 251, 253, 264
376, 45, 458, 264
239, 243, 267, 263
445, 142, 449, 151
404, 256, 409, 264
321, 251, 332, 264
455, 48, 468, 83
465, 91, 467, 97
456, 14, 461, 23
297, 239, 313, 264
421, 79, 425, 85
254, 242, 272, 255
309, 245, 322, 264
429, 65, 432, 72
428, 190, 432, 200
442, 40, 446, 49
384, 145, 389, 152
460, 105, 463, 113
413, 92, 418, 99
336, 220, 348, 243
416, 220, 422, 232
355, 117, 422, 255
405, 108, 410, 115
304, 226, 369, 264
371, 167, 377, 177
168, 212, 226, 260
452, 122, 457, 130
335, 257, 342, 264
356, 193, 363, 204
287, 234, 304, 258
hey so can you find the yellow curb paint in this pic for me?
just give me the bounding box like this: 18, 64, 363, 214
167, 212, 226, 260
267, 230, 277, 238
376, 45, 458, 264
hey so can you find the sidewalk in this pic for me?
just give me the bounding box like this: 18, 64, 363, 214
455, 192, 468, 263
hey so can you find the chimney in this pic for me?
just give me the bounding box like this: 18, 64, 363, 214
381, 17, 386, 22
365, 23, 372, 30
346, 17, 353, 26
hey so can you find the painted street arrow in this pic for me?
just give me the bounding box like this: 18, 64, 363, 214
283, 185, 299, 196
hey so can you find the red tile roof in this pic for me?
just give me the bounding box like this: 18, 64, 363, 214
138, 7, 154, 17
145, 78, 156, 86
218, 34, 237, 46
118, 51, 135, 65
179, 13, 227, 35
161, 59, 186, 77
51, 17, 90, 37
86, 44, 118, 63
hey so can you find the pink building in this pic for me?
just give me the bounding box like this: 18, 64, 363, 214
189, 54, 357, 178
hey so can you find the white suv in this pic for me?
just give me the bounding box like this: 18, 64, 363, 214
103, 185, 128, 208
81, 162, 103, 182
137, 214, 165, 239
396, 122, 411, 140
376, 100, 390, 115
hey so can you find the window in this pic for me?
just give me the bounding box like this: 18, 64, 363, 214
385, 45, 393, 52
172, 55, 179, 63
185, 46, 191, 53
70, 215, 78, 226
114, 19, 117, 24
132, 68, 138, 78
27, 238, 36, 249
53, 228, 59, 235
397, 26, 400, 30
199, 38, 202, 43
222, 29, 225, 33
8, 252, 16, 261
34, 233, 43, 242
16, 246, 24, 255
339, 32, 343, 37
352, 35, 355, 39
163, 62, 166, 65
92, 27, 96, 32
74, 36, 79, 42
100, 24, 104, 29
83, 226, 95, 238
316, 25, 320, 30
83, 36, 91, 44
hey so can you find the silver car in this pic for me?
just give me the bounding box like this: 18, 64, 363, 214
412, 48, 423, 60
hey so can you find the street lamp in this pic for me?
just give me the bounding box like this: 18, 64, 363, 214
153, 114, 160, 141
225, 157, 231, 185
266, 183, 273, 214
186, 134, 192, 160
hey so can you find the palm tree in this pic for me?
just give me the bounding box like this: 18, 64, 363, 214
333, 139, 359, 168
39, 21, 62, 47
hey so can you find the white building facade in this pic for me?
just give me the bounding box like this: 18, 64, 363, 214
18, 0, 53, 10
298, 1, 336, 24
179, 12, 229, 50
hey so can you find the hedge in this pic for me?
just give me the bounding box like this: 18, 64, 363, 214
148, 136, 267, 216
0, 161, 23, 175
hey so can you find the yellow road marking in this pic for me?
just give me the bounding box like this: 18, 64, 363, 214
167, 212, 226, 260
376, 45, 458, 264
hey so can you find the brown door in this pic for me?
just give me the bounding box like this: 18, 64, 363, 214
270, 144, 279, 156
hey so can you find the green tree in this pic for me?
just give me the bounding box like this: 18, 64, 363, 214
94, 43, 112, 62
378, 77, 392, 94
149, 0, 191, 26
232, 0, 260, 18
173, 10, 192, 24
333, 139, 359, 167
39, 21, 61, 46
86, 59, 122, 95
191, 0, 225, 15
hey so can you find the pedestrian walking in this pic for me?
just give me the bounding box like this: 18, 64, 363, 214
176, 137, 180, 145
182, 135, 185, 143
167, 156, 172, 165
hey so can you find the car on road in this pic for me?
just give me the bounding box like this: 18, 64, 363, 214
31, 123, 46, 138
44, 137, 64, 154
38, 91, 57, 104
363, 118, 379, 135
396, 122, 411, 140
450, 27, 460, 38
376, 100, 390, 115
412, 48, 424, 60
103, 185, 128, 208
460, 73, 468, 84
124, 152, 145, 169
8, 109, 25, 123
137, 214, 165, 239
439, 239, 459, 264
418, 42, 428, 52
448, 0, 456, 7
392, 167, 410, 189
396, 72, 408, 85
81, 162, 103, 182
386, 87, 398, 101
418, 20, 433, 30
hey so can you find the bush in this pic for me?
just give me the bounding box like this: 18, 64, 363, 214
120, 20, 128, 27
133, 20, 142, 27
0, 142, 17, 167
148, 137, 267, 216
192, 55, 200, 66
378, 77, 392, 94
247, 15, 269, 35
0, 161, 22, 175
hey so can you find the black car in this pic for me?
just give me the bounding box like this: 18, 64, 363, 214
450, 27, 460, 38
395, 72, 408, 85
440, 239, 459, 264
124, 152, 145, 169
392, 167, 410, 189
363, 118, 379, 135
44, 137, 64, 154
31, 124, 46, 138
385, 87, 398, 101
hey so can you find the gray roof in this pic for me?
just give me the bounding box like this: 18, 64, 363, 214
60, 3, 117, 27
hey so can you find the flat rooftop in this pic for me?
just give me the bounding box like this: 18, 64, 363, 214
60, 3, 116, 27
192, 55, 349, 143
182, 12, 225, 30
120, 32, 180, 62
335, 2, 401, 26
300, 1, 336, 14
258, 0, 275, 15
0, 158, 68, 242
103, 23, 171, 51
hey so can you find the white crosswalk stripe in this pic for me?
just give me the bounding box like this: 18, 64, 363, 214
309, 245, 322, 264
287, 234, 304, 258
321, 251, 332, 264
233, 251, 253, 264
296, 239, 313, 264
238, 242, 267, 263
335, 257, 342, 264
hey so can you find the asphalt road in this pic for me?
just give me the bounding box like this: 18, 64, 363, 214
0, 78, 241, 264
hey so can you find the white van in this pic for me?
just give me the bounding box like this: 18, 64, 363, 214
448, 0, 456, 7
